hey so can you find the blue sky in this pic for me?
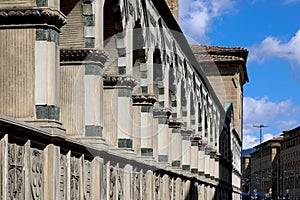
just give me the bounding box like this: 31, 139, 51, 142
178, 0, 300, 149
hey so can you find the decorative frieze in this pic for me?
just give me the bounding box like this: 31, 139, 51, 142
103, 75, 137, 90
0, 8, 66, 30
60, 49, 108, 66
132, 94, 157, 106
168, 119, 182, 128
7, 143, 24, 200
153, 108, 171, 118
59, 154, 67, 199
31, 148, 43, 200
70, 157, 80, 200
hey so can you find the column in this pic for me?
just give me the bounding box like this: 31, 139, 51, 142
181, 129, 192, 171
132, 94, 157, 155
60, 49, 108, 147
204, 147, 211, 179
210, 150, 216, 180
154, 108, 171, 162
190, 137, 199, 174
198, 143, 206, 177
0, 5, 66, 135
103, 76, 137, 150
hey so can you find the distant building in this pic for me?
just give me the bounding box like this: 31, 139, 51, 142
280, 126, 300, 199
242, 154, 251, 193
249, 137, 282, 198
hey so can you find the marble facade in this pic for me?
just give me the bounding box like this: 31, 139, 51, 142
0, 0, 248, 199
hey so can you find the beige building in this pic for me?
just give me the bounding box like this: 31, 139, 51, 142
281, 126, 300, 199
192, 45, 249, 199
250, 137, 282, 198
0, 0, 248, 199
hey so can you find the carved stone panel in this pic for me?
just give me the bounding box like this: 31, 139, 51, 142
59, 154, 67, 200
7, 143, 24, 200
134, 171, 140, 200
154, 176, 161, 200
117, 168, 123, 200
142, 173, 146, 200
109, 166, 116, 200
70, 157, 80, 200
102, 163, 107, 199
31, 148, 43, 200
84, 160, 91, 200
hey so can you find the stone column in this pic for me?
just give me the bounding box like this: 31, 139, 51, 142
198, 143, 206, 177
103, 76, 137, 150
132, 94, 157, 155
181, 129, 192, 171
209, 151, 216, 181
168, 121, 184, 169
60, 49, 108, 147
0, 6, 66, 135
204, 147, 211, 179
190, 137, 199, 174
154, 108, 172, 163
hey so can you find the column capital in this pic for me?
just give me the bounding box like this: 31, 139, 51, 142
180, 128, 193, 136
103, 75, 137, 89
60, 48, 108, 66
153, 108, 171, 118
132, 94, 157, 106
168, 119, 182, 128
0, 7, 66, 30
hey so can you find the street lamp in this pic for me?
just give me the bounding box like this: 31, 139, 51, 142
253, 125, 268, 195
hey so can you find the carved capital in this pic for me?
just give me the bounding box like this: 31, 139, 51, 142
0, 7, 67, 30
180, 128, 193, 136
153, 108, 171, 118
60, 49, 108, 66
132, 94, 157, 106
103, 75, 137, 89
168, 119, 182, 128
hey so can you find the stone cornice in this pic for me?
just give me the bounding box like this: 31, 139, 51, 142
168, 119, 182, 128
103, 75, 137, 89
60, 49, 108, 66
132, 94, 157, 106
0, 7, 66, 30
153, 108, 172, 118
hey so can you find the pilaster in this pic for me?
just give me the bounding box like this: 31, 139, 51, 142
103, 75, 137, 150
155, 107, 171, 164
0, 6, 66, 135
132, 94, 157, 156
60, 49, 108, 147
181, 129, 192, 171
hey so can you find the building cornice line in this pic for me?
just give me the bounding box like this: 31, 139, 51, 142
0, 7, 67, 30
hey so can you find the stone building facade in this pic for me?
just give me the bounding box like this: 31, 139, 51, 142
0, 0, 248, 199
192, 45, 248, 199
280, 126, 300, 199
250, 137, 281, 198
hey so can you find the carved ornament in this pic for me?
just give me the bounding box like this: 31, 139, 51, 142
60, 49, 108, 65
132, 94, 157, 105
103, 75, 137, 89
153, 108, 171, 118
0, 8, 66, 30
168, 119, 182, 128
180, 128, 193, 136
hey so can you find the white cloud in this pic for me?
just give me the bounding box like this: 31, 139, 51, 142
243, 132, 277, 149
284, 0, 300, 4
249, 29, 300, 65
243, 134, 259, 149
277, 120, 299, 130
179, 0, 236, 43
243, 96, 293, 125
243, 96, 300, 149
